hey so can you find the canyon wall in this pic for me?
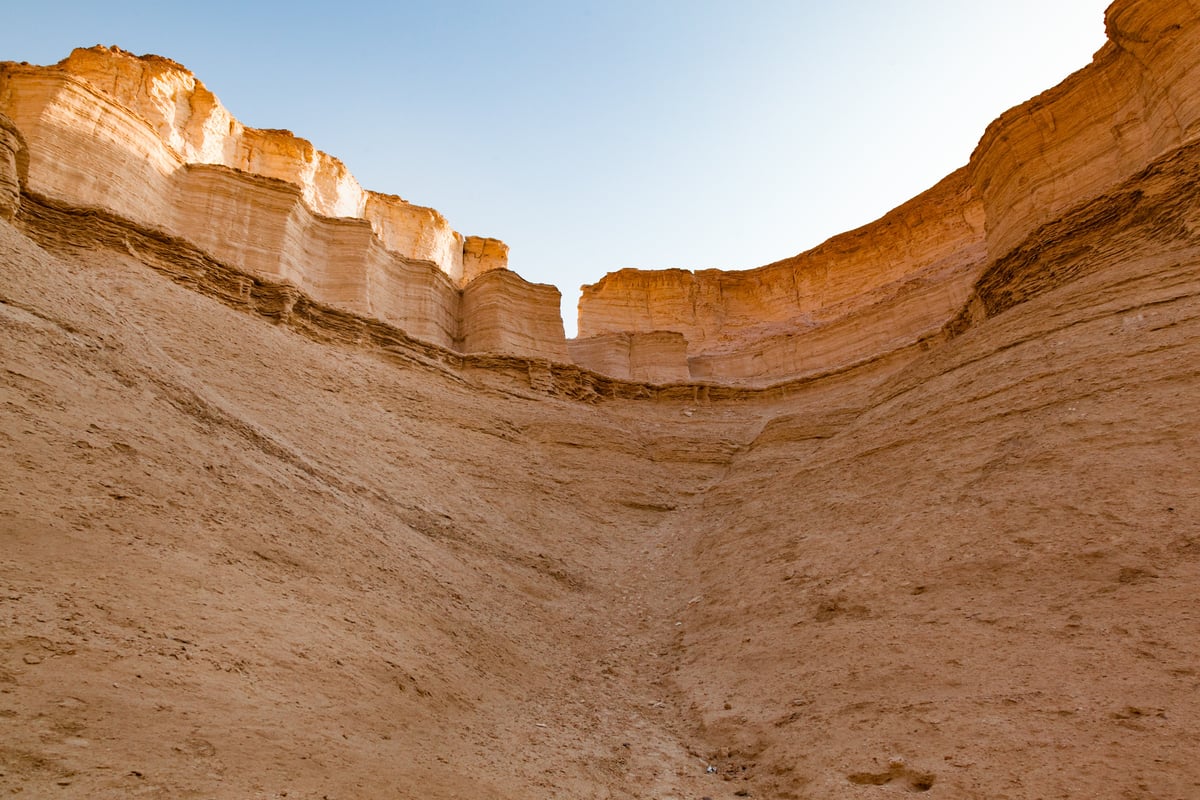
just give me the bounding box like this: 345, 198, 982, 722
3, 0, 1199, 384
460, 269, 570, 361
974, 0, 1200, 260
576, 0, 1200, 386
577, 170, 986, 385
566, 331, 691, 384
0, 112, 25, 220
0, 47, 567, 360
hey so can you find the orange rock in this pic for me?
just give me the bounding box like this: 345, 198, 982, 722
462, 237, 509, 285
577, 0, 1200, 385
0, 111, 25, 220
460, 269, 569, 361
568, 331, 691, 384
0, 46, 566, 360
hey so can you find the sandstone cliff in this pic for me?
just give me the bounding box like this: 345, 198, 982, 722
6, 75, 1200, 800
3, 0, 1199, 386
577, 170, 985, 385
0, 47, 568, 360
0, 111, 26, 220
976, 0, 1200, 261
566, 330, 691, 384
576, 0, 1200, 386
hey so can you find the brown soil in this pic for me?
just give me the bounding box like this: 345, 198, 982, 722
3, 147, 1200, 800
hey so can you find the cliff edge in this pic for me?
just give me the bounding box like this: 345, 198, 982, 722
576, 0, 1200, 385
0, 47, 568, 360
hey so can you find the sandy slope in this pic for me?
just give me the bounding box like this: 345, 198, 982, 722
0, 208, 769, 798
659, 144, 1200, 799
3, 148, 1200, 799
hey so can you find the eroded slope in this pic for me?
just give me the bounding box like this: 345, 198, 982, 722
656, 140, 1200, 799
0, 212, 775, 798
4, 133, 1200, 798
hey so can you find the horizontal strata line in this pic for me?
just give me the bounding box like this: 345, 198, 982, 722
832, 359, 1200, 467
877, 274, 1200, 410
870, 318, 1200, 439
12, 191, 922, 405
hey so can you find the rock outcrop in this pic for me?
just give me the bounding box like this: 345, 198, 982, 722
460, 269, 570, 361
577, 0, 1200, 385
0, 111, 26, 220
0, 46, 567, 359
462, 237, 510, 285
577, 170, 986, 385
975, 0, 1200, 261
566, 331, 691, 384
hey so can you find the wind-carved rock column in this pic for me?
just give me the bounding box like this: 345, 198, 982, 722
0, 112, 27, 220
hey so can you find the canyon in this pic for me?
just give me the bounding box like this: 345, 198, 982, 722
2, 0, 1200, 798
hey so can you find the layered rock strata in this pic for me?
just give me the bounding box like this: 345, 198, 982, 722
566, 331, 691, 384
3, 0, 1199, 385
577, 171, 986, 385
976, 0, 1200, 260
0, 47, 566, 359
576, 0, 1200, 385
0, 111, 26, 220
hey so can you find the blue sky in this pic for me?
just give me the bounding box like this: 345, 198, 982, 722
2, 2, 1110, 335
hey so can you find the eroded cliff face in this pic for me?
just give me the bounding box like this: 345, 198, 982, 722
2, 0, 1197, 386
578, 170, 986, 385
0, 112, 26, 220
974, 0, 1200, 261
576, 0, 1200, 386
5, 86, 1200, 800
0, 46, 567, 360
566, 330, 691, 384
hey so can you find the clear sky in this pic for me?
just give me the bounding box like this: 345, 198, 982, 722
2, 1, 1110, 336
